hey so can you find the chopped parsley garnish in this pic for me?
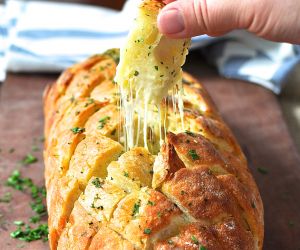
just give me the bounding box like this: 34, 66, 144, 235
188, 149, 200, 160
31, 200, 46, 215
6, 170, 47, 213
154, 66, 158, 71
0, 192, 12, 203
144, 228, 151, 234
71, 127, 85, 134
98, 116, 110, 129
14, 221, 24, 226
30, 215, 41, 224
124, 172, 129, 177
84, 98, 94, 107
147, 200, 155, 206
185, 130, 195, 136
134, 70, 139, 76
132, 200, 141, 216
92, 178, 103, 188
10, 223, 48, 242
21, 154, 38, 165
191, 235, 199, 245
257, 167, 268, 175
6, 170, 47, 242
7, 170, 33, 191
200, 246, 207, 250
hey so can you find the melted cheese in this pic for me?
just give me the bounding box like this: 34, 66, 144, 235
115, 0, 190, 152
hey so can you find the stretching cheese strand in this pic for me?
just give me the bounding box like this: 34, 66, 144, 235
115, 0, 190, 152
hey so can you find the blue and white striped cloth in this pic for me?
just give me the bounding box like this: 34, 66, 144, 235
0, 0, 299, 93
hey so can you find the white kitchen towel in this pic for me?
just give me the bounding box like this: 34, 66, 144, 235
0, 0, 299, 94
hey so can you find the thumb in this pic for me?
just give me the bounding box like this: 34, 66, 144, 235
158, 0, 254, 38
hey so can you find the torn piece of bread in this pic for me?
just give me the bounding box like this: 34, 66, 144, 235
115, 0, 190, 105
115, 0, 190, 150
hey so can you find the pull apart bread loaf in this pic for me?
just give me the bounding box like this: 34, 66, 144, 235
43, 0, 264, 249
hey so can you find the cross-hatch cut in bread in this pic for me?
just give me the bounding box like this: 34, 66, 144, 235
43, 0, 264, 249
115, 0, 190, 151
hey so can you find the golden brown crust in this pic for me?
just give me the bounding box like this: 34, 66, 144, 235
57, 202, 100, 250
155, 218, 255, 250
89, 225, 135, 250
44, 49, 263, 249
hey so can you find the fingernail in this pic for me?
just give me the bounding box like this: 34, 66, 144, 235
158, 8, 185, 34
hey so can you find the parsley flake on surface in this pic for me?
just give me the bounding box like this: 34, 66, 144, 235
132, 200, 141, 216
14, 221, 25, 226
188, 149, 200, 160
185, 130, 195, 136
71, 127, 85, 134
191, 235, 199, 245
84, 98, 94, 107
29, 215, 41, 224
6, 170, 32, 191
147, 200, 155, 206
92, 178, 103, 188
21, 154, 38, 165
144, 228, 151, 234
10, 223, 48, 242
6, 170, 47, 242
98, 116, 111, 129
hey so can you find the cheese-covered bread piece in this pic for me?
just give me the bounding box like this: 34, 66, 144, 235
115, 0, 189, 105
115, 0, 190, 150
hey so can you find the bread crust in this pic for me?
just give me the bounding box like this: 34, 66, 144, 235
44, 49, 263, 249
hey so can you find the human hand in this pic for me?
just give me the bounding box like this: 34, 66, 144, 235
157, 0, 300, 44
